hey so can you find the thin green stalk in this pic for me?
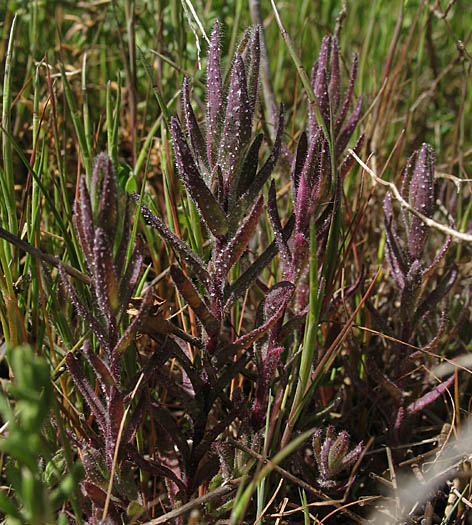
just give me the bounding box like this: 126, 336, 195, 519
106, 75, 121, 172
82, 53, 93, 160
60, 64, 93, 183
1, 14, 19, 262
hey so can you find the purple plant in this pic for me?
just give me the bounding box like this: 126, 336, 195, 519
268, 36, 365, 314
348, 144, 456, 441
59, 154, 173, 522
135, 20, 293, 434
312, 426, 363, 490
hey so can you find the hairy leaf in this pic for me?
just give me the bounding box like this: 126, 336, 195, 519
171, 117, 228, 237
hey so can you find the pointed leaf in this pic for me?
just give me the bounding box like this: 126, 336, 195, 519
82, 340, 118, 390
77, 175, 95, 264
229, 107, 284, 230
97, 154, 118, 236
59, 264, 109, 353
328, 37, 340, 113
171, 117, 228, 237
219, 281, 293, 356
183, 77, 209, 180
407, 374, 454, 417
216, 195, 264, 280
314, 36, 331, 126
225, 215, 294, 308
66, 352, 106, 433
170, 264, 220, 335
339, 133, 365, 180
206, 19, 223, 168
134, 195, 211, 288
247, 26, 261, 115
291, 131, 307, 202
268, 181, 290, 275
231, 133, 263, 207
218, 54, 252, 180
94, 227, 119, 331
118, 235, 144, 314
407, 143, 435, 260
413, 266, 458, 324
335, 53, 358, 135
335, 95, 363, 160
112, 288, 153, 357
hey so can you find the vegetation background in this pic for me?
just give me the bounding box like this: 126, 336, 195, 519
0, 0, 471, 523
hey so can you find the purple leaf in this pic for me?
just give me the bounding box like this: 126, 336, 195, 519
399, 259, 423, 317
328, 37, 341, 113
77, 176, 95, 265
291, 233, 309, 281
224, 215, 295, 308
229, 107, 284, 230
125, 443, 187, 492
206, 20, 223, 169
121, 394, 146, 445
335, 95, 363, 160
407, 374, 454, 417
118, 235, 144, 316
247, 26, 261, 116
335, 53, 359, 135
413, 266, 458, 324
97, 155, 117, 235
171, 117, 228, 237
134, 195, 211, 289
407, 143, 435, 260
93, 227, 119, 339
268, 181, 291, 275
82, 340, 118, 391
231, 133, 263, 207
384, 192, 407, 288
59, 264, 109, 353
152, 403, 191, 466
328, 432, 349, 473
216, 195, 264, 281
291, 131, 308, 202
170, 264, 220, 335
338, 133, 365, 180
66, 351, 106, 433
313, 36, 331, 126
183, 77, 209, 181
106, 387, 124, 468
222, 281, 293, 354
218, 54, 252, 180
